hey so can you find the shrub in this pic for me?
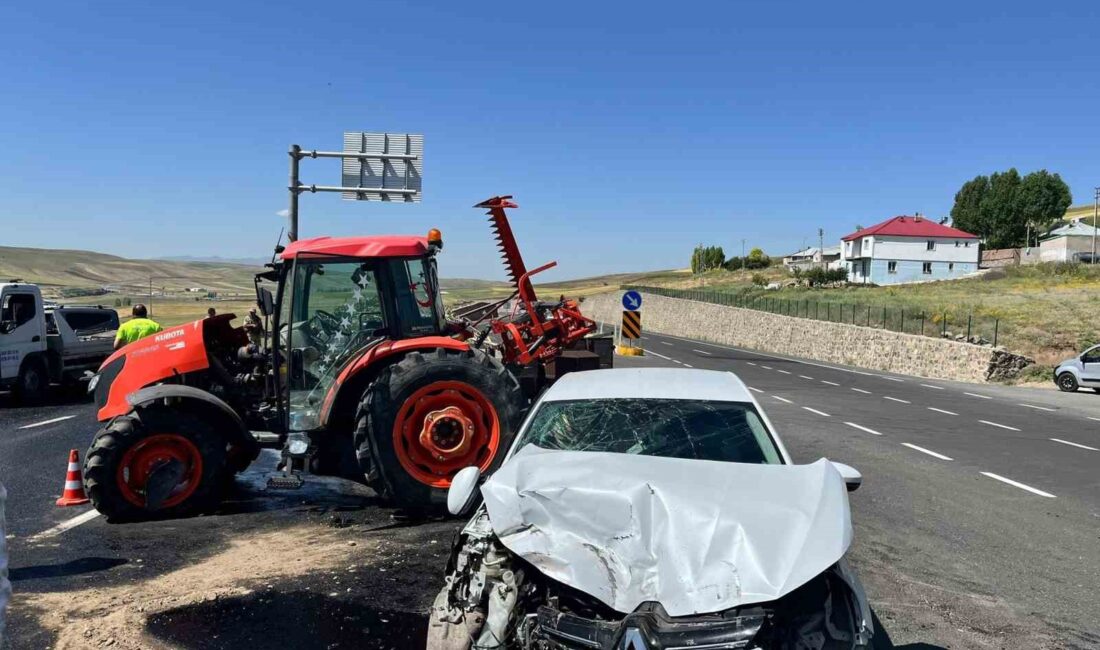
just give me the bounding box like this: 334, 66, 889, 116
751, 273, 767, 286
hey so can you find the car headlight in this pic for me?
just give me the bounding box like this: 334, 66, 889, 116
87, 374, 100, 394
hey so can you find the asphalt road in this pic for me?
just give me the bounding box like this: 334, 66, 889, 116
629, 331, 1100, 647
1, 337, 1098, 648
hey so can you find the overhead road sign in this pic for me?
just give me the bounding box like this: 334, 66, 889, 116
285, 131, 424, 241
622, 290, 642, 311
341, 132, 423, 202
621, 310, 642, 339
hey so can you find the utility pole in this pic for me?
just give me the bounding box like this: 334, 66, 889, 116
1093, 186, 1099, 264
818, 228, 825, 268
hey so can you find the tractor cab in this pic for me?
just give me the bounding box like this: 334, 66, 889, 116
258, 231, 447, 434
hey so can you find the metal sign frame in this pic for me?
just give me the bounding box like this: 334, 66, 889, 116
285, 131, 424, 241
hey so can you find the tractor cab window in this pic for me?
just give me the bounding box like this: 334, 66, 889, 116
285, 259, 386, 431
387, 257, 445, 337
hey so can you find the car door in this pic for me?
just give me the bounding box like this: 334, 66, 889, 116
1078, 345, 1100, 385
0, 290, 45, 381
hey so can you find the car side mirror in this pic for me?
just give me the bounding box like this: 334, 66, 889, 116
447, 466, 482, 515
258, 288, 275, 317
0, 321, 15, 334
831, 461, 862, 492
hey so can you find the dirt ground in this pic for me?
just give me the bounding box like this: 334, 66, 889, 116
8, 475, 463, 649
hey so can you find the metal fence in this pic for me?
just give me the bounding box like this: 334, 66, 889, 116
623, 285, 1000, 347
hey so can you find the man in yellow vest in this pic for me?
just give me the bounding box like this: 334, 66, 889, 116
114, 304, 163, 350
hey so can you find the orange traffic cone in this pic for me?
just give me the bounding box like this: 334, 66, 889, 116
56, 449, 90, 507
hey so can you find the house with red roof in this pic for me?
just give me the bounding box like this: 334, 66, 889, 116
840, 216, 979, 285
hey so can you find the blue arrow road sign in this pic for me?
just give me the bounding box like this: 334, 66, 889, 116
622, 290, 642, 311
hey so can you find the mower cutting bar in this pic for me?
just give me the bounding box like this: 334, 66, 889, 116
296, 150, 419, 161
290, 184, 418, 195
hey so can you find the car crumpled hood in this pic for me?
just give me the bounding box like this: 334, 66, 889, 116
479, 446, 852, 617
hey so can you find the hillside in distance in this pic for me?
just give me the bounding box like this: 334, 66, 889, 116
0, 246, 261, 295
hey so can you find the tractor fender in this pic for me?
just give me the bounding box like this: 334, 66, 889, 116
125, 384, 256, 450
319, 336, 471, 430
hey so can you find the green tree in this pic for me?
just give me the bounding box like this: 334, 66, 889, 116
980, 168, 1023, 249
950, 175, 991, 237
950, 168, 1072, 248
1019, 169, 1072, 242
745, 247, 771, 269
690, 244, 725, 273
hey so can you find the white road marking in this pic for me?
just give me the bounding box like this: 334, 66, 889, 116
18, 415, 77, 430
761, 365, 773, 370
26, 509, 101, 542
799, 375, 814, 380
672, 359, 683, 365
776, 369, 791, 375
747, 387, 763, 393
920, 383, 944, 390
901, 442, 953, 461
644, 349, 674, 361
850, 387, 872, 394
927, 407, 958, 416
1018, 403, 1055, 412
980, 420, 1020, 431
772, 395, 793, 404
746, 362, 757, 366
682, 363, 694, 368
980, 472, 1056, 498
1050, 438, 1099, 451
964, 392, 992, 400
692, 349, 712, 356
883, 396, 911, 404
1088, 416, 1100, 422
845, 421, 883, 436
660, 341, 674, 346
650, 333, 880, 377
803, 406, 831, 417
882, 377, 905, 382
820, 380, 840, 386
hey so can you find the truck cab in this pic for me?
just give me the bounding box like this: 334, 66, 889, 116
0, 282, 118, 401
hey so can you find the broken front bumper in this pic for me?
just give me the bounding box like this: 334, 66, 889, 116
528, 602, 765, 649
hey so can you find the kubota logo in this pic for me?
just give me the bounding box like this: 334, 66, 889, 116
154, 329, 185, 343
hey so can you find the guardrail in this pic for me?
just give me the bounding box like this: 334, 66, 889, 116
622, 285, 1000, 347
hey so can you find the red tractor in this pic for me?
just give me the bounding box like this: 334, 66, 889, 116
83, 196, 598, 520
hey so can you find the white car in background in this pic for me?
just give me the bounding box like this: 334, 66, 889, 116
428, 367, 873, 649
1054, 344, 1100, 393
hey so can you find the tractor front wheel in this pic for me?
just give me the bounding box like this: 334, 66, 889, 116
354, 348, 524, 509
84, 408, 228, 522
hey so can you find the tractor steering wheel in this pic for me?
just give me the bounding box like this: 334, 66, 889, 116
311, 309, 340, 338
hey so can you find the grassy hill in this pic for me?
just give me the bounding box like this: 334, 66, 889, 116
0, 246, 260, 297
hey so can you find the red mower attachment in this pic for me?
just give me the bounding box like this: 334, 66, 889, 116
477, 196, 596, 366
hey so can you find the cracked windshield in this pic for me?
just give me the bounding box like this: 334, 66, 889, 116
287, 260, 384, 430
517, 398, 783, 464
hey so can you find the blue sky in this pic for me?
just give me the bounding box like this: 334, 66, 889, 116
2, 1, 1097, 281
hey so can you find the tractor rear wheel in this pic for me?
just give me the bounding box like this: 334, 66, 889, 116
353, 348, 524, 509
84, 408, 228, 522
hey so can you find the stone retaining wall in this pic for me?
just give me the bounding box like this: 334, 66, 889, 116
582, 291, 1020, 383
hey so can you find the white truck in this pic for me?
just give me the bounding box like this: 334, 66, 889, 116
0, 282, 119, 402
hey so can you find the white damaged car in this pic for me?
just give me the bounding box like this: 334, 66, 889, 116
428, 368, 873, 649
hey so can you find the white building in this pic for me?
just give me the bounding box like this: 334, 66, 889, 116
841, 216, 980, 285
1033, 221, 1100, 263
782, 246, 841, 270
